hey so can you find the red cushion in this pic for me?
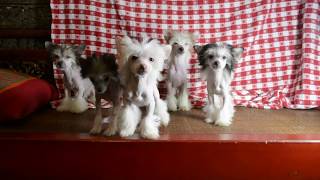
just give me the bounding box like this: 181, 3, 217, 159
0, 70, 57, 122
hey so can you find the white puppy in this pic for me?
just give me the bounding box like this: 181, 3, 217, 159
194, 43, 243, 126
164, 30, 198, 111
116, 35, 171, 139
45, 42, 95, 113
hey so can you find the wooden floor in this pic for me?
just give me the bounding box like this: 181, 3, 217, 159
1, 106, 319, 136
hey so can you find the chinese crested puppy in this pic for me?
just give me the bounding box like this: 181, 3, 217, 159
164, 30, 198, 111
116, 35, 171, 139
45, 42, 95, 113
79, 53, 122, 135
194, 43, 243, 126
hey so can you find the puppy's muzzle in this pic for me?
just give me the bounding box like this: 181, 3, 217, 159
173, 43, 184, 54
97, 87, 103, 94
211, 61, 219, 69
137, 64, 147, 75
56, 61, 64, 68
178, 46, 184, 53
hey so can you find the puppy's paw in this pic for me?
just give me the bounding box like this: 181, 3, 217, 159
56, 104, 68, 112
119, 127, 136, 137
70, 98, 88, 113
90, 126, 102, 135
178, 96, 191, 111
103, 126, 117, 136
214, 119, 232, 127
56, 98, 71, 112
140, 116, 160, 139
204, 118, 214, 124
160, 111, 170, 127
167, 96, 177, 111
179, 102, 191, 111
140, 126, 160, 140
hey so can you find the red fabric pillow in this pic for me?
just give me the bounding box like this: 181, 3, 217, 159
0, 69, 57, 122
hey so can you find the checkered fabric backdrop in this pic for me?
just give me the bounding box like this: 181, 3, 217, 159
50, 0, 319, 109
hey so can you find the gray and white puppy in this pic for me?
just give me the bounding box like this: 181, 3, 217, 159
194, 43, 243, 126
80, 53, 122, 135
164, 30, 198, 111
45, 42, 95, 113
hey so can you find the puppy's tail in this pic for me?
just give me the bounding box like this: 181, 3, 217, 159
155, 98, 170, 127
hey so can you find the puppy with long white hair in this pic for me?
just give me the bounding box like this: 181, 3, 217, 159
164, 30, 198, 111
194, 43, 243, 126
45, 42, 95, 113
116, 35, 171, 139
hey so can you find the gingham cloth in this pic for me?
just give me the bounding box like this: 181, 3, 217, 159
50, 0, 319, 109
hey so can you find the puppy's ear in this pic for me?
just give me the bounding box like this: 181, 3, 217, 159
79, 57, 91, 78
164, 30, 174, 43
45, 41, 56, 51
163, 44, 172, 59
231, 47, 244, 60
73, 44, 86, 56
103, 53, 118, 74
193, 45, 202, 54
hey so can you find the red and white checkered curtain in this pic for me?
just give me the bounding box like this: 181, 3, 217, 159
50, 0, 320, 109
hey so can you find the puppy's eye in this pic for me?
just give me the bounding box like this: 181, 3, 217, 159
173, 42, 178, 46
149, 57, 154, 62
131, 55, 138, 61
222, 56, 226, 60
66, 55, 71, 59
208, 55, 214, 59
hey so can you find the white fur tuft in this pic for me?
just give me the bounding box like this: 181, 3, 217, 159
140, 115, 161, 139
56, 97, 73, 112
155, 99, 170, 126
69, 97, 89, 113
119, 104, 141, 137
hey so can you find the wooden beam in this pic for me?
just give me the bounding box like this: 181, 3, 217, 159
0, 29, 50, 39
0, 132, 320, 179
0, 49, 48, 62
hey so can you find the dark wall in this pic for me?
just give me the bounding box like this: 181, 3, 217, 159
0, 0, 53, 83
0, 0, 51, 48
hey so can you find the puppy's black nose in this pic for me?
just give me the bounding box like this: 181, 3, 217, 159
178, 47, 184, 53
56, 61, 63, 68
97, 87, 103, 93
137, 64, 146, 75
212, 61, 219, 68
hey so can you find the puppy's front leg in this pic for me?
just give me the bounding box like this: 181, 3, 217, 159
215, 90, 234, 127
104, 100, 121, 136
178, 83, 191, 111
90, 96, 103, 134
166, 82, 178, 111
140, 99, 160, 139
75, 78, 85, 99
153, 85, 170, 126
204, 86, 217, 124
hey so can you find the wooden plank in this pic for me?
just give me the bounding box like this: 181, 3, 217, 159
1, 132, 320, 179
0, 49, 48, 62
